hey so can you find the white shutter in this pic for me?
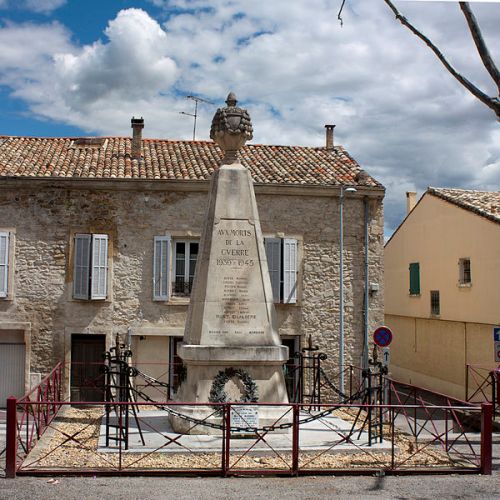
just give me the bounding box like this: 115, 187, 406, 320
0, 232, 9, 298
153, 235, 171, 300
91, 234, 108, 299
73, 234, 91, 299
283, 238, 298, 304
265, 238, 281, 303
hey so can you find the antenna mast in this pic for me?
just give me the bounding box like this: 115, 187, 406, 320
179, 95, 214, 140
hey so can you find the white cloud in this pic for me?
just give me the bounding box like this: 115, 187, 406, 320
0, 0, 66, 13
24, 0, 66, 13
0, 1, 499, 236
54, 9, 178, 107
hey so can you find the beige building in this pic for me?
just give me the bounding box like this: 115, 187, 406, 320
0, 123, 385, 404
385, 187, 500, 399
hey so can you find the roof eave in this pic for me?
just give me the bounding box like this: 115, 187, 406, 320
0, 175, 385, 197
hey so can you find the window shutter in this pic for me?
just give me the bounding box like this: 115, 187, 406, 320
283, 238, 298, 304
265, 238, 281, 303
73, 234, 91, 299
0, 232, 9, 298
91, 234, 108, 299
153, 235, 171, 300
409, 262, 420, 295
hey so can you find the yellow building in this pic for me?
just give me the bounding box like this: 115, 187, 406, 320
385, 187, 500, 400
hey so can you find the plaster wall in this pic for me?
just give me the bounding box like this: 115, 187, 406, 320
385, 194, 500, 325
387, 314, 497, 400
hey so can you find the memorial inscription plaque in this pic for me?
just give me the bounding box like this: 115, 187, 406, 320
204, 218, 269, 344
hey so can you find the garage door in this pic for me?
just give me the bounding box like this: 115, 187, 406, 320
0, 343, 26, 407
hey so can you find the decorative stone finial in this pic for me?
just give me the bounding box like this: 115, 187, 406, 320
210, 92, 253, 164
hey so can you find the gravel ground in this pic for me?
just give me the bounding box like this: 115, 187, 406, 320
0, 474, 499, 499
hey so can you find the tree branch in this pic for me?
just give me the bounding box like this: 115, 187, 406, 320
338, 0, 347, 26
459, 2, 500, 94
382, 0, 500, 120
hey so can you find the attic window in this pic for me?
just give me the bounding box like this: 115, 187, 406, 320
71, 138, 106, 148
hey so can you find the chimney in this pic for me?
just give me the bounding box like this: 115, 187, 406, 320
325, 124, 335, 151
131, 117, 144, 159
406, 191, 417, 214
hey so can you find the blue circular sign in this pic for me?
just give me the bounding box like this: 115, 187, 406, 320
373, 326, 393, 347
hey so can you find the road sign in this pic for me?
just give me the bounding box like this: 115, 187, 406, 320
382, 347, 390, 366
494, 328, 500, 362
374, 326, 393, 347
494, 327, 500, 342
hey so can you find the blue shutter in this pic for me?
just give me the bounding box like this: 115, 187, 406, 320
153, 235, 171, 300
91, 234, 108, 299
283, 238, 298, 304
73, 234, 91, 299
0, 232, 9, 298
265, 238, 281, 303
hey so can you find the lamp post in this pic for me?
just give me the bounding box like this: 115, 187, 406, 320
339, 185, 357, 399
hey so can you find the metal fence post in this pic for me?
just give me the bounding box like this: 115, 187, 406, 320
5, 396, 17, 478
292, 404, 299, 475
480, 402, 493, 475
224, 404, 231, 476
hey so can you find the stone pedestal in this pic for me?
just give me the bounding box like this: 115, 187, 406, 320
171, 161, 289, 434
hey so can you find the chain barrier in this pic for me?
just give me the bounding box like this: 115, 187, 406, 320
125, 376, 369, 435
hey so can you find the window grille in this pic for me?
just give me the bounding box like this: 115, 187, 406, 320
459, 258, 471, 285
430, 290, 440, 316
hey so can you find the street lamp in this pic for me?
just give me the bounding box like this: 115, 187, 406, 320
339, 185, 357, 399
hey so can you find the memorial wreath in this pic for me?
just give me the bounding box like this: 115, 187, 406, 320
208, 367, 259, 404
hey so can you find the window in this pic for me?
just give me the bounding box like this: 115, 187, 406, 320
0, 231, 10, 298
459, 258, 472, 285
409, 262, 420, 295
152, 236, 199, 300
430, 290, 440, 316
73, 234, 109, 300
264, 238, 298, 304
173, 240, 199, 297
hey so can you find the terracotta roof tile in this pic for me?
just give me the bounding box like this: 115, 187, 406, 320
429, 187, 500, 224
0, 136, 383, 188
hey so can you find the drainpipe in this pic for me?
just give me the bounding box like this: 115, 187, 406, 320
363, 196, 369, 370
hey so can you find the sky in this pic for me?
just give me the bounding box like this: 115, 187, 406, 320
0, 0, 498, 237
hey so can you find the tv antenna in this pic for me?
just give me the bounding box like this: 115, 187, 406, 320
179, 95, 214, 140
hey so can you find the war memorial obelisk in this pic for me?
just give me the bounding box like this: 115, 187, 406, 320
171, 93, 289, 434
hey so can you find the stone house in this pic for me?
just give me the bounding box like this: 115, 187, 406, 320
0, 123, 385, 404
385, 188, 500, 400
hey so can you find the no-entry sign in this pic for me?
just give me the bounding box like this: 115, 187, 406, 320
373, 326, 393, 348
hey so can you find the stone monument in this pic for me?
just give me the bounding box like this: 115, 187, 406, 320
171, 93, 289, 434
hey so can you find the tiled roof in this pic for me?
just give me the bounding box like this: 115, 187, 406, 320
0, 136, 383, 188
429, 187, 500, 224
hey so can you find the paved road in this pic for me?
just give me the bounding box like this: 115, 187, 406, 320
0, 474, 499, 499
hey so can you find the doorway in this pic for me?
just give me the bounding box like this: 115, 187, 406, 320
70, 334, 106, 402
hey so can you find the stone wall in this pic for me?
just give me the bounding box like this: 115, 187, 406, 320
0, 181, 384, 390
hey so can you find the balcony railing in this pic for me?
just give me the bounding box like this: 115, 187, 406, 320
172, 278, 194, 297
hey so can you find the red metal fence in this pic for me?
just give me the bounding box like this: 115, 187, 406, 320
5, 362, 63, 478
5, 398, 492, 477
466, 364, 500, 416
